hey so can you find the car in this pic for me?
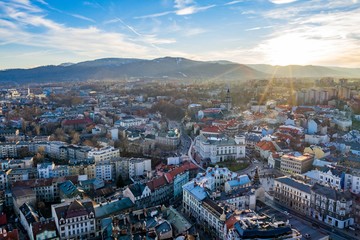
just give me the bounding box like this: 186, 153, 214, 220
283, 211, 290, 215
304, 233, 311, 239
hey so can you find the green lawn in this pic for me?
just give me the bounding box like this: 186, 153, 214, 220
216, 160, 250, 172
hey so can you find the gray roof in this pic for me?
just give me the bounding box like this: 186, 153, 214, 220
275, 176, 311, 193
311, 183, 352, 201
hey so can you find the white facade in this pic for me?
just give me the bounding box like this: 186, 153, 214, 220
304, 134, 330, 145
345, 170, 360, 194
194, 134, 246, 163
88, 147, 120, 163
52, 200, 96, 240
128, 158, 151, 178
303, 169, 342, 190
95, 162, 113, 181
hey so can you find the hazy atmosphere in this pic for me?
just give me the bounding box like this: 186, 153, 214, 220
1, 0, 360, 69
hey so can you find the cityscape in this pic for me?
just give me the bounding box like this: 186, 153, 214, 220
1, 1, 360, 240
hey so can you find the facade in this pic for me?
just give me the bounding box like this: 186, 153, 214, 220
274, 176, 311, 215
122, 183, 151, 209
310, 183, 353, 229
345, 169, 360, 194
51, 199, 96, 240
194, 134, 246, 163
147, 175, 172, 206
88, 147, 120, 163
95, 161, 113, 181
155, 129, 181, 147
303, 168, 343, 190
112, 157, 151, 180
280, 152, 314, 174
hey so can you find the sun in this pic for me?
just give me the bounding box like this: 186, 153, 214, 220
262, 33, 326, 66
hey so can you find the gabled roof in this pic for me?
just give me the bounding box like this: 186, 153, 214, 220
146, 175, 168, 191
128, 183, 146, 197
256, 141, 276, 152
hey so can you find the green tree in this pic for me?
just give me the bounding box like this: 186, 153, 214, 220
116, 174, 125, 188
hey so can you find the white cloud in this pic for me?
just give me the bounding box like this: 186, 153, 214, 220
175, 5, 216, 15
0, 0, 179, 63
269, 0, 298, 4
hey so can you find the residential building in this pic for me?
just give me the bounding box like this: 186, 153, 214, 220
147, 175, 172, 206
19, 203, 39, 237
303, 168, 343, 190
122, 183, 151, 209
95, 161, 113, 181
311, 183, 353, 229
29, 219, 59, 240
280, 152, 314, 174
88, 147, 120, 163
51, 199, 96, 239
274, 176, 312, 215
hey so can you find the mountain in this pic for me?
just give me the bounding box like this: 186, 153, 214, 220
1, 57, 360, 84
247, 64, 360, 78
0, 57, 266, 83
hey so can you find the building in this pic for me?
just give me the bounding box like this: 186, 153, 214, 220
19, 203, 39, 236
147, 175, 172, 206
345, 169, 360, 194
88, 147, 120, 163
223, 210, 300, 240
122, 183, 151, 209
164, 166, 190, 200
183, 167, 256, 238
29, 219, 59, 240
303, 168, 343, 190
51, 199, 96, 239
112, 157, 151, 180
95, 161, 113, 181
274, 176, 311, 215
311, 183, 353, 229
280, 152, 314, 174
155, 129, 181, 147
194, 134, 246, 163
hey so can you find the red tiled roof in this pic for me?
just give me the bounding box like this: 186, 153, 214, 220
225, 215, 237, 229
146, 175, 168, 191
164, 166, 187, 183
201, 126, 222, 133
256, 141, 276, 152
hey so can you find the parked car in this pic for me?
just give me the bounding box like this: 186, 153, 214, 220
304, 233, 311, 239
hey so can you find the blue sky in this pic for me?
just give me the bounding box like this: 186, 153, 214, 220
0, 0, 360, 69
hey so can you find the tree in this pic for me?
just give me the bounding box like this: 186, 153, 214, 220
116, 174, 125, 188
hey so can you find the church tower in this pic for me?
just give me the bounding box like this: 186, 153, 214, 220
225, 88, 232, 111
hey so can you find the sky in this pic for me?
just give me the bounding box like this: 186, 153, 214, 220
1, 0, 360, 69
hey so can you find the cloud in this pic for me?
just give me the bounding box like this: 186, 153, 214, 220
134, 0, 215, 18
225, 1, 244, 6
0, 0, 179, 63
175, 5, 216, 15
133, 11, 173, 19
245, 26, 273, 31
69, 13, 96, 23
269, 0, 298, 4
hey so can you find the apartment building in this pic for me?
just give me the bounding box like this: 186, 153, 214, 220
52, 199, 96, 240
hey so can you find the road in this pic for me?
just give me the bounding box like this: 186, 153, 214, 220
263, 199, 358, 240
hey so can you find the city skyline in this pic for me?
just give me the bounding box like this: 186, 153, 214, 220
1, 0, 360, 69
